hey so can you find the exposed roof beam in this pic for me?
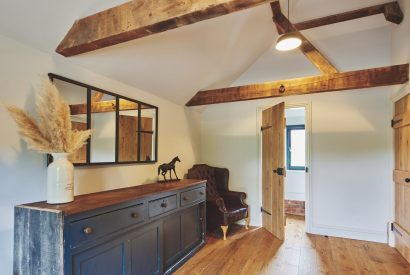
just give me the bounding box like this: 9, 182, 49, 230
70, 99, 139, 115
186, 64, 409, 106
91, 92, 104, 102
56, 0, 275, 57
270, 2, 338, 75
293, 1, 403, 31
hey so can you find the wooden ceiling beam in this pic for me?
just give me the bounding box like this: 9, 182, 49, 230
186, 64, 409, 106
270, 2, 338, 75
91, 92, 104, 102
293, 2, 403, 31
70, 99, 143, 115
56, 0, 275, 57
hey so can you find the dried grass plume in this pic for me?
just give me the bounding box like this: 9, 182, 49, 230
5, 78, 93, 154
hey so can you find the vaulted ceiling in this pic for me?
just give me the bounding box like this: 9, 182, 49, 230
0, 0, 394, 105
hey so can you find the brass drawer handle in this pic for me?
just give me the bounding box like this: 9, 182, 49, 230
131, 212, 139, 218
83, 227, 93, 235
160, 202, 167, 208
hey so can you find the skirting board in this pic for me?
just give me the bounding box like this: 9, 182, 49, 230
309, 224, 387, 243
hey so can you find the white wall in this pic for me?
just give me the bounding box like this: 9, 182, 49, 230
200, 24, 393, 243
0, 35, 201, 275
285, 110, 306, 202
201, 88, 392, 243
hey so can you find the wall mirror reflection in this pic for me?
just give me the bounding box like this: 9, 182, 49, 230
90, 91, 116, 163
140, 104, 157, 161
48, 73, 158, 166
53, 78, 88, 164
118, 99, 139, 162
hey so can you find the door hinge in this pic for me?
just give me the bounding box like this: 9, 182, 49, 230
305, 167, 308, 173
261, 207, 272, 215
391, 119, 403, 128
391, 223, 402, 236
261, 125, 272, 131
273, 167, 285, 176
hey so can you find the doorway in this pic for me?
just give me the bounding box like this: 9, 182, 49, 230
284, 106, 308, 237
260, 102, 311, 240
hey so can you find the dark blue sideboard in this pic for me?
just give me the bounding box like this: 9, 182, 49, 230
13, 179, 206, 275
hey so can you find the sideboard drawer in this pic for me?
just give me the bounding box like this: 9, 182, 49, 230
70, 203, 147, 248
149, 195, 177, 218
181, 187, 206, 207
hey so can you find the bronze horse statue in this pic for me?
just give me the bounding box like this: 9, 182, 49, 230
158, 156, 181, 181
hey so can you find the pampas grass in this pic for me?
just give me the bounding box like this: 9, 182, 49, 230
5, 78, 93, 154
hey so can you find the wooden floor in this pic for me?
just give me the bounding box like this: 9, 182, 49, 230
175, 215, 410, 275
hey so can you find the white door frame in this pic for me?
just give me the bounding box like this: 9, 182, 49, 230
257, 101, 312, 234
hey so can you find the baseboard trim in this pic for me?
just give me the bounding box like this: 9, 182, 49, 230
310, 224, 387, 243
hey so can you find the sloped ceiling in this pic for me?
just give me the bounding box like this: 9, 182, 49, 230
0, 0, 394, 105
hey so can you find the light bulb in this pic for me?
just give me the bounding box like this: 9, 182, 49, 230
275, 33, 302, 51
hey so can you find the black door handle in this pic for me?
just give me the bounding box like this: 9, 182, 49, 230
273, 168, 284, 176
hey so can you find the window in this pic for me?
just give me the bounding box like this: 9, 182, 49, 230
286, 125, 305, 170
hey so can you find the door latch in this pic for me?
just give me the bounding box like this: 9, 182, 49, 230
391, 119, 403, 128
261, 207, 272, 215
273, 167, 285, 176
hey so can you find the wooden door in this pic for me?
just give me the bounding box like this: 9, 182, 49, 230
393, 94, 410, 263
140, 117, 153, 161
261, 102, 285, 240
118, 115, 138, 161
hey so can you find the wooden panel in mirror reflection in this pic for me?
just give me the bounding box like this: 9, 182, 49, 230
119, 116, 153, 162
69, 121, 87, 163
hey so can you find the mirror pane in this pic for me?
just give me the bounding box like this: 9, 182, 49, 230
54, 78, 88, 164
118, 99, 139, 162
90, 91, 116, 163
140, 105, 156, 161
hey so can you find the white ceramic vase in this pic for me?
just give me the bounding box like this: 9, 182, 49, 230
47, 153, 74, 204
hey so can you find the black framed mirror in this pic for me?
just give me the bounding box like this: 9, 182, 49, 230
48, 73, 158, 166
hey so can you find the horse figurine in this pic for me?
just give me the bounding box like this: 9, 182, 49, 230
158, 156, 181, 182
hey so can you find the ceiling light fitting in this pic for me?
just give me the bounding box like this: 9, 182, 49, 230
275, 0, 301, 51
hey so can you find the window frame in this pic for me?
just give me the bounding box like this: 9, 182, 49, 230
286, 124, 306, 171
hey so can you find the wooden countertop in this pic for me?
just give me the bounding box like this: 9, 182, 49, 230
20, 179, 206, 216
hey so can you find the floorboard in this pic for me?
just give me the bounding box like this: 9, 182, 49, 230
175, 215, 410, 275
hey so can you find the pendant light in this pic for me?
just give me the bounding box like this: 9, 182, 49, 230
275, 0, 301, 51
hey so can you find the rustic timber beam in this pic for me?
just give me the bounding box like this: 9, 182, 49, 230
293, 1, 403, 31
70, 99, 140, 115
91, 92, 104, 102
186, 64, 409, 106
56, 0, 275, 57
270, 2, 338, 75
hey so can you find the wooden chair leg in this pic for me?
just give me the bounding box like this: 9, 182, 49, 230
245, 217, 250, 230
221, 225, 229, 241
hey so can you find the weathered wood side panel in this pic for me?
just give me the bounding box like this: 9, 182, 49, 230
13, 207, 63, 275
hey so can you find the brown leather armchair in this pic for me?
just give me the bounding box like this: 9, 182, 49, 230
187, 164, 249, 240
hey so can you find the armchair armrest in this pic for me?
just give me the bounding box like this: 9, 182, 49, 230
220, 191, 248, 207
207, 196, 227, 213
